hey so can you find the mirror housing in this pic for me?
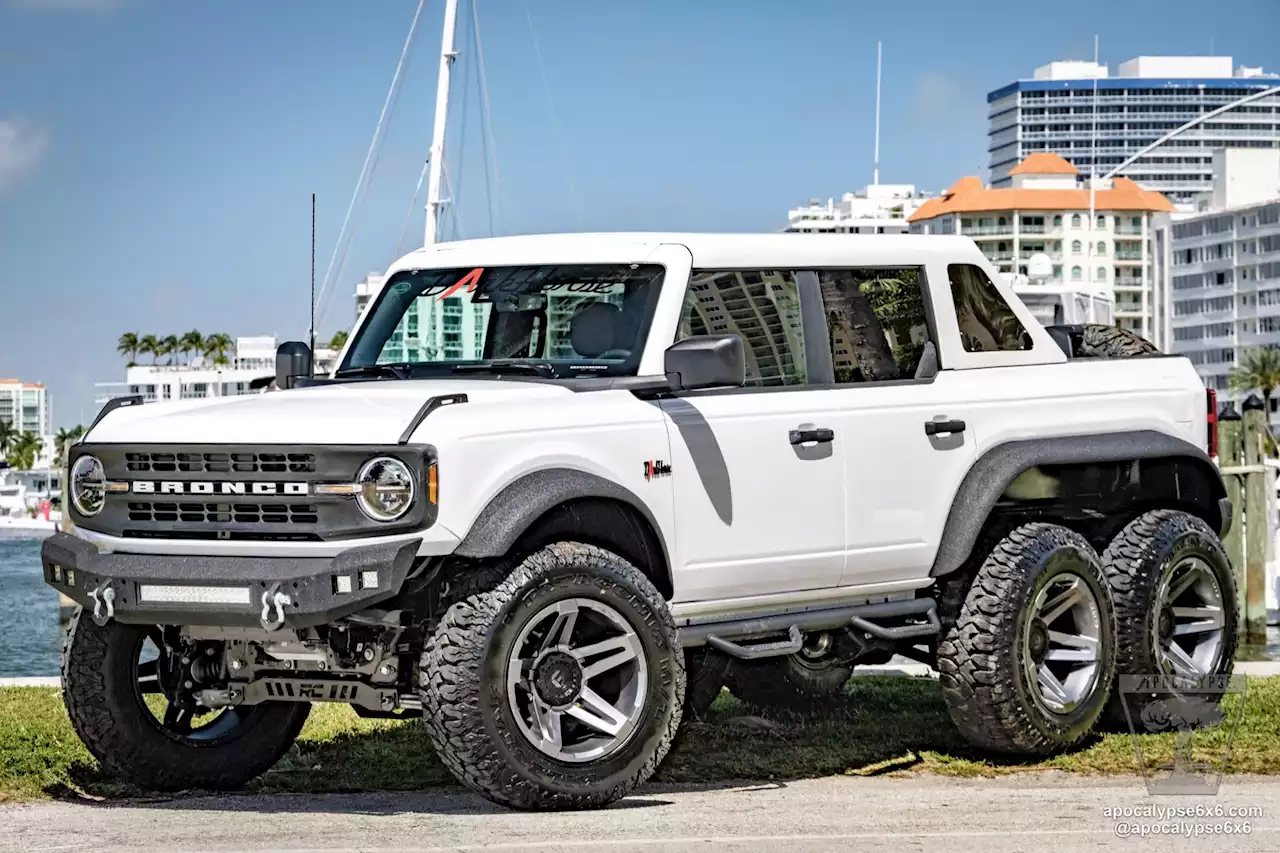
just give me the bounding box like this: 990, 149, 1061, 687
275, 341, 314, 390
664, 335, 745, 392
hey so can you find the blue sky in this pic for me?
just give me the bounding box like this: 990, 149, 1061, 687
1, 0, 1277, 428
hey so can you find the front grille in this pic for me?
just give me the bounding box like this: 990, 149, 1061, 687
127, 501, 320, 526
125, 451, 317, 474
72, 442, 435, 541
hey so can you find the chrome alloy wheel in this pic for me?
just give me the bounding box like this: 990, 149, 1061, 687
505, 597, 648, 763
1022, 573, 1104, 715
1152, 555, 1226, 680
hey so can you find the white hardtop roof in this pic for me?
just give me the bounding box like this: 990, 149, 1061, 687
387, 232, 982, 274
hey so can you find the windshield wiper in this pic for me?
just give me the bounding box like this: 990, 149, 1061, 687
332, 362, 414, 380
452, 360, 556, 378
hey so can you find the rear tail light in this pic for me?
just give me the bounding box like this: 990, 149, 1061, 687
1206, 388, 1219, 459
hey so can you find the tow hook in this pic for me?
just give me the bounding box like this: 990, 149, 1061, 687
259, 583, 292, 632
89, 584, 116, 627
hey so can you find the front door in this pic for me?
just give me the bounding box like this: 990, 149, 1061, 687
661, 269, 846, 604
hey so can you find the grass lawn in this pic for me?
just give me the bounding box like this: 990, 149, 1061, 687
2, 675, 1278, 803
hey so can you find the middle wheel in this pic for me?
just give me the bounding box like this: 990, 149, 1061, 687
728, 631, 855, 713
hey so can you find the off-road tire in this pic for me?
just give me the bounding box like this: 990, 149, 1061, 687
728, 653, 852, 714
1099, 510, 1238, 729
682, 646, 732, 721
419, 541, 684, 810
1078, 324, 1160, 357
937, 522, 1116, 755
61, 611, 311, 791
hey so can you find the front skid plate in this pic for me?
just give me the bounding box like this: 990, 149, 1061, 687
199, 677, 400, 712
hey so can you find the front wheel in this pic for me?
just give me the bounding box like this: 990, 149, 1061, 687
937, 522, 1116, 755
61, 612, 310, 791
420, 542, 684, 810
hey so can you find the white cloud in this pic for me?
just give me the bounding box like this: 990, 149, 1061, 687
0, 117, 48, 192
911, 72, 961, 125
7, 0, 120, 9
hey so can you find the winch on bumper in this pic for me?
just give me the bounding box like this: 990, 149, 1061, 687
42, 532, 420, 631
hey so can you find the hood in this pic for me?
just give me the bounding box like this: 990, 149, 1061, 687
85, 379, 575, 445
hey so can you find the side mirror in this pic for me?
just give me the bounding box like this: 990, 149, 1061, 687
275, 341, 313, 390
664, 335, 745, 392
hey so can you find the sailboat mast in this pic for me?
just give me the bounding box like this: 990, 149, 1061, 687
424, 0, 461, 246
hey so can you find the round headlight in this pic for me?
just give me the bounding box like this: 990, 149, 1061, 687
356, 457, 415, 522
71, 455, 106, 517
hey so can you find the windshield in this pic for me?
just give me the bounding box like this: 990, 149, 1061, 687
340, 263, 665, 379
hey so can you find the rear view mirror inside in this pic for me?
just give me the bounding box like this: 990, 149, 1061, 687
492, 293, 548, 312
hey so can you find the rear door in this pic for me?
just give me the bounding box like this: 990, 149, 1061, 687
811, 264, 981, 587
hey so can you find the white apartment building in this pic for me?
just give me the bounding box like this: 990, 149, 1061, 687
908, 152, 1174, 346
1160, 150, 1280, 405
0, 378, 50, 436
785, 184, 935, 235
0, 378, 54, 469
95, 336, 339, 404
988, 56, 1280, 206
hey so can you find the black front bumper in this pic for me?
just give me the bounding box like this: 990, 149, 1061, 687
42, 532, 420, 629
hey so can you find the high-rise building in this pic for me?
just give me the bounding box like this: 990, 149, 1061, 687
908, 153, 1175, 345
1157, 150, 1280, 409
0, 379, 50, 437
987, 56, 1280, 206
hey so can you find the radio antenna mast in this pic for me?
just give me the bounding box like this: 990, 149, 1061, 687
309, 192, 317, 356
873, 40, 882, 186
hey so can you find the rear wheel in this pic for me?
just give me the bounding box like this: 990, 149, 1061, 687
938, 522, 1116, 754
61, 612, 310, 791
420, 542, 684, 810
1099, 510, 1237, 728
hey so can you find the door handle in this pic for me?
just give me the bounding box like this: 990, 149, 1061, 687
924, 418, 966, 436
790, 427, 835, 445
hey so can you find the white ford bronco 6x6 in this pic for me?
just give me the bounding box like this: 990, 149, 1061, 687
47, 233, 1236, 810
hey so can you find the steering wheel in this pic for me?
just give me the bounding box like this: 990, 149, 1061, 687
595, 348, 632, 360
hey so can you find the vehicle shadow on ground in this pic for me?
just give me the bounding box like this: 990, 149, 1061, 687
41, 677, 1095, 815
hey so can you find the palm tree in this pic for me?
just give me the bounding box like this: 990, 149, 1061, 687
6, 431, 43, 471
139, 334, 160, 364
1229, 347, 1280, 416
329, 330, 349, 351
0, 419, 16, 461
203, 333, 233, 364
117, 332, 140, 366
181, 330, 204, 365
159, 334, 180, 365
53, 425, 85, 468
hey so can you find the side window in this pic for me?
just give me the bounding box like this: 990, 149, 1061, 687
819, 267, 932, 383
679, 270, 806, 387
948, 264, 1033, 352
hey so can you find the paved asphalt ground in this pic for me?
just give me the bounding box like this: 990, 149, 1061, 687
4, 774, 1279, 853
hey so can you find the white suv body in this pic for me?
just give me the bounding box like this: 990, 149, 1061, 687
47, 232, 1229, 812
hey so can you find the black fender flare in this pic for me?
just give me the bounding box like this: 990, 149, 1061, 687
930, 430, 1227, 577
452, 467, 672, 585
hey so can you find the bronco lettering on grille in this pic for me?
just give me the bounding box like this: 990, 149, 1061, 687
129, 481, 310, 496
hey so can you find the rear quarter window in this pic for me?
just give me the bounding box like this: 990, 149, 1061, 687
947, 263, 1033, 352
